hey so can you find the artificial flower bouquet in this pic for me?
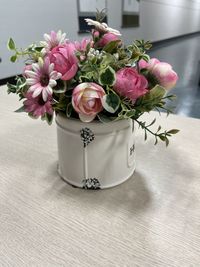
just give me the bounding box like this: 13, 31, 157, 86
7, 11, 179, 146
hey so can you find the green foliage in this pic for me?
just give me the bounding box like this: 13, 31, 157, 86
7, 76, 27, 99
41, 113, 53, 125
10, 55, 17, 62
103, 40, 121, 53
135, 85, 166, 112
136, 118, 180, 146
102, 92, 120, 113
15, 106, 25, 113
96, 8, 107, 22
99, 66, 116, 86
53, 80, 67, 93
7, 38, 16, 50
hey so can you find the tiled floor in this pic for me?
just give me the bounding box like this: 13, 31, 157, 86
149, 35, 200, 119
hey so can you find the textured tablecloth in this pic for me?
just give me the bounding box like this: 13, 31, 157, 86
0, 85, 200, 267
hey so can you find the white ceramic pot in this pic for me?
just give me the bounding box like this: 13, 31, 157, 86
56, 113, 136, 189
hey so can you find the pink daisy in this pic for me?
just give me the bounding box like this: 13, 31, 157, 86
25, 57, 61, 102
24, 92, 53, 118
40, 30, 68, 54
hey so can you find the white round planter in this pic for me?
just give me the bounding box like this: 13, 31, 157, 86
56, 113, 136, 189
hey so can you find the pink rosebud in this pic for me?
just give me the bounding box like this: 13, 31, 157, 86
48, 43, 78, 81
92, 30, 100, 39
72, 82, 105, 122
152, 62, 178, 90
139, 58, 160, 70
113, 67, 148, 102
97, 32, 121, 47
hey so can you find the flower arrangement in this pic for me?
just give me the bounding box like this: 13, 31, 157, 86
7, 11, 179, 146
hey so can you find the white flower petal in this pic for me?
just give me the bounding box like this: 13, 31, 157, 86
32, 63, 41, 73
42, 89, 48, 102
49, 79, 57, 87
46, 86, 53, 94
25, 70, 38, 79
26, 78, 37, 85
32, 87, 42, 98
48, 63, 54, 74
44, 33, 51, 42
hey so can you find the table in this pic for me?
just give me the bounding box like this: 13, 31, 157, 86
0, 85, 200, 267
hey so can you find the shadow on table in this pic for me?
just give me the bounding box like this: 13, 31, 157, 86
45, 161, 152, 214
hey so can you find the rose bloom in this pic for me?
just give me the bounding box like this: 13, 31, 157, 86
113, 68, 148, 102
97, 32, 121, 47
139, 58, 178, 90
72, 82, 105, 122
48, 43, 78, 81
139, 58, 160, 71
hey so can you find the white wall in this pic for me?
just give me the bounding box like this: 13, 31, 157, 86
1, 0, 200, 79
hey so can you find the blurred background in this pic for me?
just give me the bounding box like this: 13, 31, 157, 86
1, 0, 200, 118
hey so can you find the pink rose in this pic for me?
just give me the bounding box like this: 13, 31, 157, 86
72, 82, 105, 122
97, 32, 121, 47
139, 58, 160, 70
139, 58, 178, 90
113, 68, 148, 102
48, 43, 78, 80
151, 62, 178, 90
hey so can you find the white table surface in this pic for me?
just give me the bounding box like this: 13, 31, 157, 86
0, 85, 200, 267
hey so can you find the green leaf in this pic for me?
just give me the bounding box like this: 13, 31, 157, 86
44, 113, 53, 125
53, 80, 67, 93
123, 110, 136, 118
15, 106, 25, 113
66, 102, 73, 118
147, 118, 156, 127
10, 55, 17, 62
136, 85, 166, 112
99, 66, 116, 86
102, 93, 120, 113
103, 40, 121, 53
167, 129, 180, 134
149, 85, 166, 99
7, 82, 17, 94
157, 125, 161, 132
7, 38, 16, 50
34, 46, 43, 52
97, 114, 117, 123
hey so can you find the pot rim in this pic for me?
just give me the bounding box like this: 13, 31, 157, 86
56, 112, 134, 134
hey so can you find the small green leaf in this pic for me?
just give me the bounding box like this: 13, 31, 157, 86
103, 40, 121, 53
34, 46, 43, 52
99, 66, 116, 86
157, 125, 161, 132
53, 80, 67, 93
7, 38, 16, 50
15, 106, 25, 113
147, 118, 156, 127
97, 114, 117, 123
167, 129, 180, 134
144, 130, 147, 141
66, 102, 73, 118
102, 93, 120, 113
10, 55, 17, 62
122, 110, 136, 119
7, 82, 17, 94
44, 113, 53, 125
159, 135, 166, 142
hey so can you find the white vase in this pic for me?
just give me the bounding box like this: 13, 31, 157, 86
56, 113, 136, 189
